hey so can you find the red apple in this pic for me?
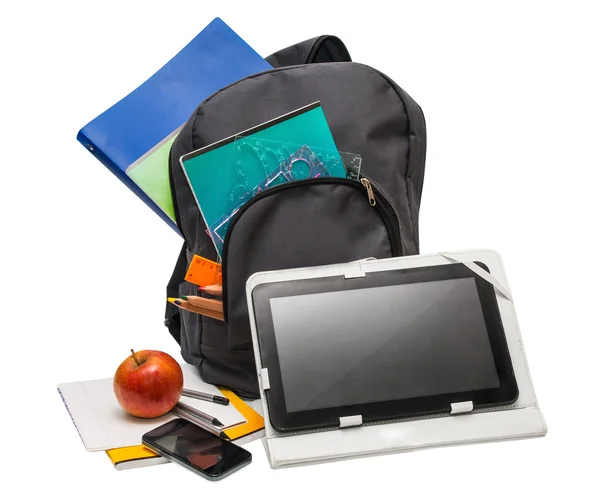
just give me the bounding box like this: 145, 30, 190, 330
114, 349, 183, 418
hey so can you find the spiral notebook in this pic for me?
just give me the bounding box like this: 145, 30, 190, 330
57, 364, 245, 452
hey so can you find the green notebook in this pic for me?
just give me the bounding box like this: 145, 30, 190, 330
126, 130, 179, 222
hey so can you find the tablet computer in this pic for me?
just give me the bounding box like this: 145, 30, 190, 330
250, 261, 519, 432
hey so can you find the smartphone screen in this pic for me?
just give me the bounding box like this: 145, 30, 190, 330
142, 418, 251, 480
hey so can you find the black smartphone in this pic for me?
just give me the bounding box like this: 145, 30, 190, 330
142, 418, 252, 481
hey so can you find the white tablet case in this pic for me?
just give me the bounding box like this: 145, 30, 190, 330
246, 249, 547, 469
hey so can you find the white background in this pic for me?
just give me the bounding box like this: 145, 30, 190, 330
2, 1, 598, 501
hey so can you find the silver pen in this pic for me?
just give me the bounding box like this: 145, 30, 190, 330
182, 388, 230, 406
173, 404, 229, 440
175, 400, 224, 427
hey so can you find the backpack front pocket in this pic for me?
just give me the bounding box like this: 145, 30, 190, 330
222, 178, 402, 349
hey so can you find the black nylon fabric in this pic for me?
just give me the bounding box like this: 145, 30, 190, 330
171, 62, 425, 256
224, 181, 394, 350
162, 36, 330, 347
265, 35, 351, 67
165, 36, 426, 396
164, 242, 187, 346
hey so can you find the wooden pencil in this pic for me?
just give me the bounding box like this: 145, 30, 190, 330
179, 295, 223, 312
167, 298, 224, 321
178, 303, 223, 320
199, 284, 222, 296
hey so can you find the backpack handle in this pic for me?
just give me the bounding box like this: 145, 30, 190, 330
266, 35, 351, 68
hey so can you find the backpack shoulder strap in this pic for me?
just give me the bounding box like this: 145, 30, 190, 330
164, 242, 188, 344
266, 35, 351, 68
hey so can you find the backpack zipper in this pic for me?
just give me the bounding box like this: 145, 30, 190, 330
220, 177, 402, 321
361, 178, 376, 206
359, 177, 402, 256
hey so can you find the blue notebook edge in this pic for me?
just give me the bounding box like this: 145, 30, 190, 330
76, 16, 271, 237
76, 129, 183, 236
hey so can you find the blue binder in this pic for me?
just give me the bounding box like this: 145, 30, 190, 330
76, 18, 272, 235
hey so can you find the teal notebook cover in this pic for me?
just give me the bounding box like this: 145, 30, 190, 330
180, 102, 345, 256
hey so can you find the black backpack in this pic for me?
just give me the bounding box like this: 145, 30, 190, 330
165, 35, 426, 397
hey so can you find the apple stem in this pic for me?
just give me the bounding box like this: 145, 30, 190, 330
130, 349, 141, 366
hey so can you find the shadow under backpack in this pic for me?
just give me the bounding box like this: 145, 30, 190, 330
164, 35, 427, 398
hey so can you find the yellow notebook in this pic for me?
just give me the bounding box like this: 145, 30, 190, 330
106, 445, 163, 470
219, 388, 265, 443
105, 388, 264, 470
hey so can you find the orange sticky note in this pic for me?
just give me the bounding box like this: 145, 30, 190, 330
185, 255, 222, 287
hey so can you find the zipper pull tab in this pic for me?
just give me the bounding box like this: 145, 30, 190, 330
361, 178, 376, 206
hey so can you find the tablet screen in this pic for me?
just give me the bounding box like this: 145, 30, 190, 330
270, 277, 500, 413
252, 262, 518, 431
